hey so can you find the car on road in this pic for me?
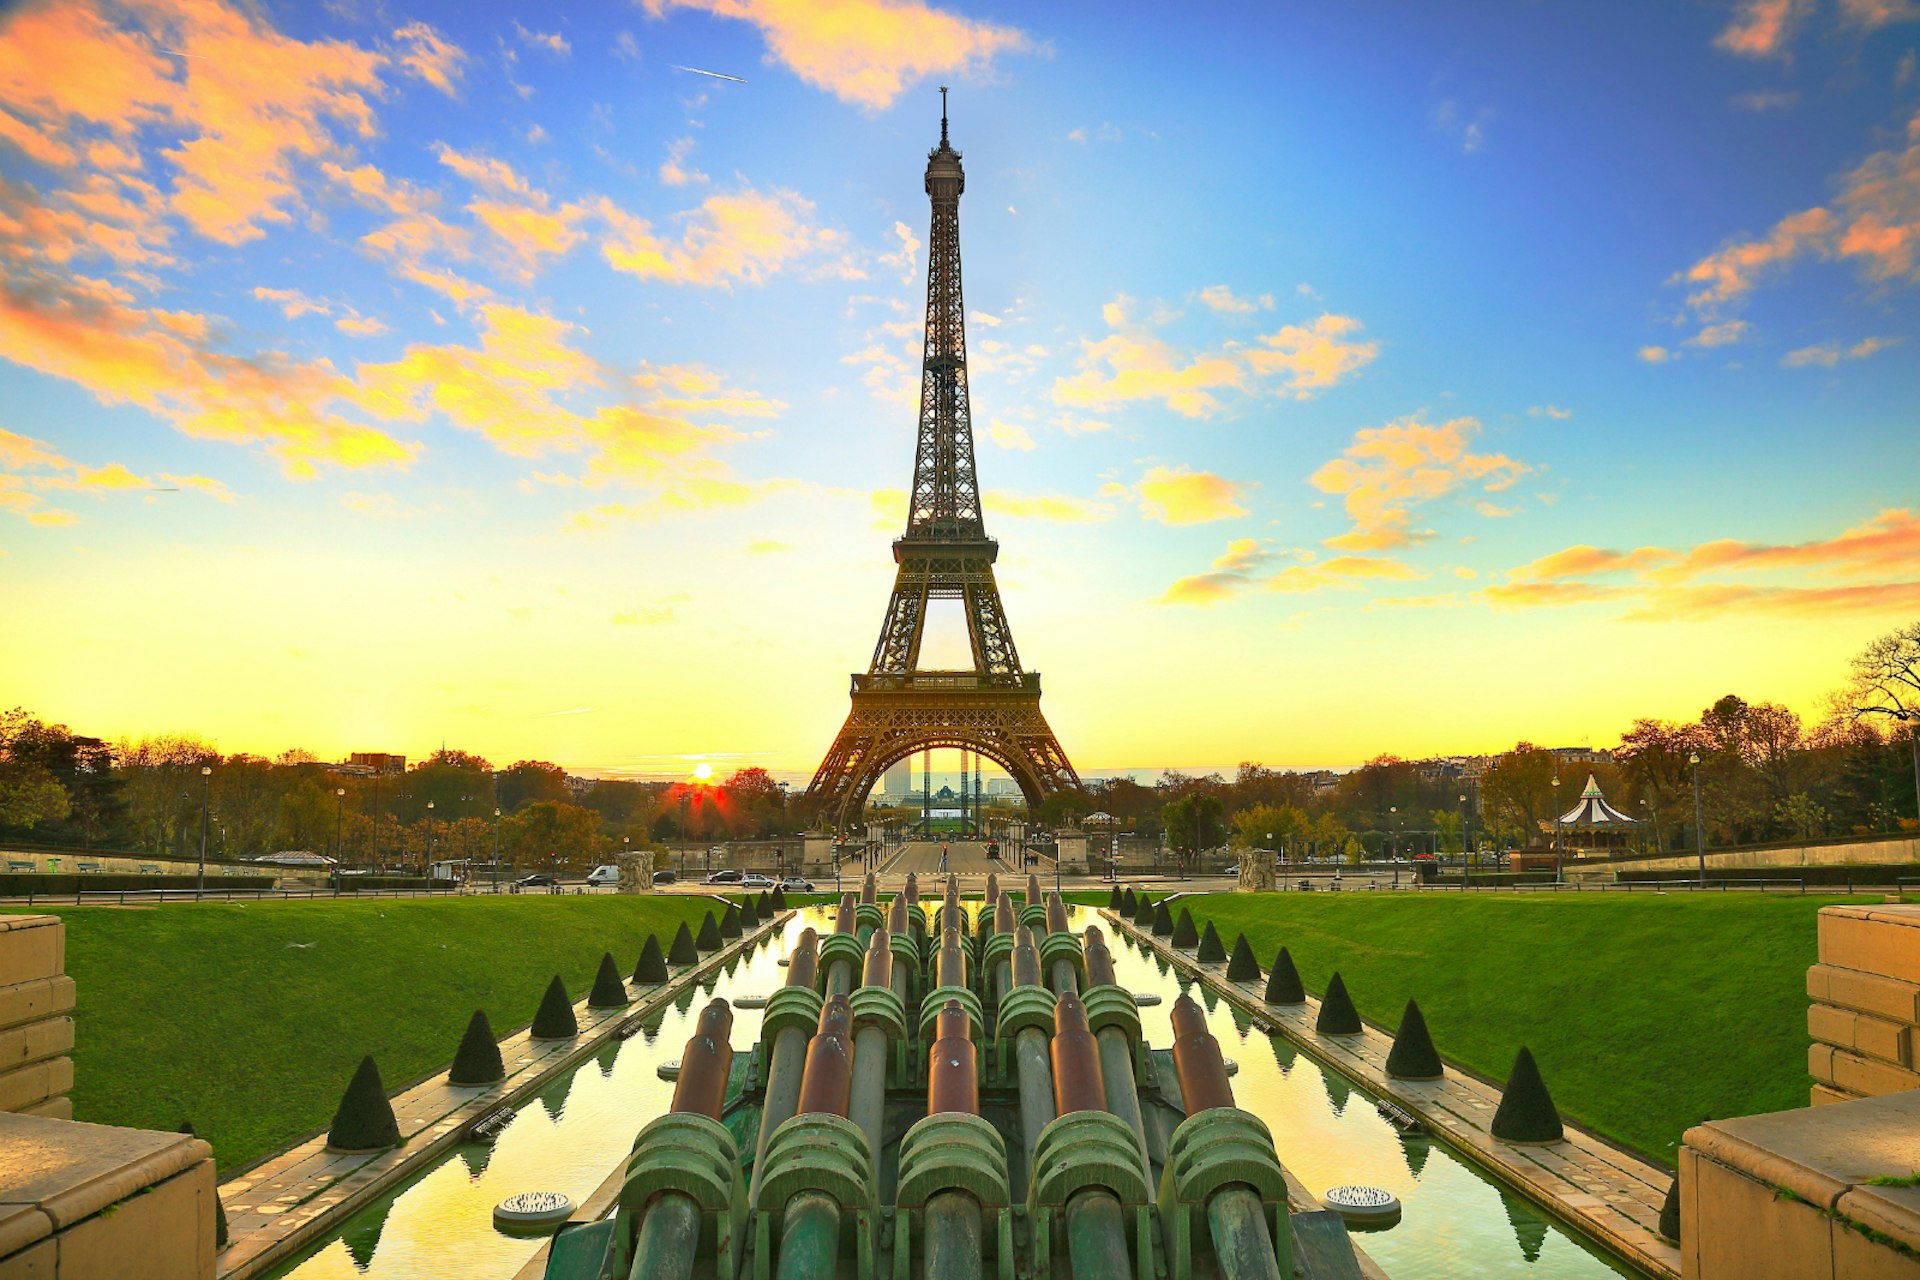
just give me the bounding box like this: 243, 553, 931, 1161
739, 873, 776, 889
514, 872, 559, 889
704, 869, 744, 884
652, 870, 677, 884
780, 876, 815, 892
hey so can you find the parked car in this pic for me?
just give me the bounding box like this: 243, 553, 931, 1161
780, 876, 815, 892
704, 869, 744, 884
585, 864, 620, 887
652, 870, 677, 884
514, 872, 558, 889
739, 873, 776, 889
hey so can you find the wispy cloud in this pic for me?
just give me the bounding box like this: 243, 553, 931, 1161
1309, 414, 1533, 552
1130, 464, 1252, 526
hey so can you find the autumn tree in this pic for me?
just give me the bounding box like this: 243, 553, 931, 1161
0, 709, 70, 831
1479, 744, 1559, 847
497, 760, 570, 813
1843, 621, 1920, 825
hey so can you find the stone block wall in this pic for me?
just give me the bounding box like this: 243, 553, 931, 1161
1806, 903, 1920, 1105
0, 914, 75, 1119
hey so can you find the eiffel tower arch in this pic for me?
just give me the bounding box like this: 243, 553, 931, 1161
803, 95, 1082, 833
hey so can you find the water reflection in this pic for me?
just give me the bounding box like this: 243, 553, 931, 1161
275, 905, 1633, 1280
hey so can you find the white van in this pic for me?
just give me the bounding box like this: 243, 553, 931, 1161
586, 865, 620, 887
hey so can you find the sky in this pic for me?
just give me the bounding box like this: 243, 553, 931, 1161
2, 0, 1918, 783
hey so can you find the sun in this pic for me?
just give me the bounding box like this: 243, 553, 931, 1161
691, 762, 715, 783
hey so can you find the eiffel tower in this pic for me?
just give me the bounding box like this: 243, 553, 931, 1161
803, 94, 1081, 833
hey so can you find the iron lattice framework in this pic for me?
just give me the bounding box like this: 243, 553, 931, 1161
804, 99, 1081, 831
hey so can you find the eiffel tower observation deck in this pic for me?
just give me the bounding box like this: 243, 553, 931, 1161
803, 94, 1081, 832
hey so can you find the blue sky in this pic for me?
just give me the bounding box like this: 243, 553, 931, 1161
1, 0, 1916, 778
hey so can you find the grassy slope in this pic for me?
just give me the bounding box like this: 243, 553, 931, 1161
7, 894, 726, 1171
1155, 891, 1839, 1166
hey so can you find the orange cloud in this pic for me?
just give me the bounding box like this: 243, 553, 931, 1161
1134, 465, 1251, 526
392, 22, 466, 97
1052, 298, 1375, 418
1714, 0, 1813, 58
1487, 508, 1920, 619
1156, 539, 1418, 605
1309, 414, 1533, 552
1780, 335, 1901, 367
598, 187, 850, 287
0, 426, 231, 524
643, 0, 1031, 111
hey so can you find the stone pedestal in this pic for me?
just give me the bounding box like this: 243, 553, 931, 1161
1680, 1089, 1920, 1280
0, 1112, 218, 1279
1054, 830, 1087, 874
1806, 903, 1920, 1104
1238, 853, 1277, 893
802, 833, 835, 877
0, 915, 74, 1119
614, 848, 651, 894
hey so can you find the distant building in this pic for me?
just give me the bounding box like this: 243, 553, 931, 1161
1551, 746, 1611, 766
342, 752, 406, 776
986, 778, 1017, 796
883, 760, 912, 795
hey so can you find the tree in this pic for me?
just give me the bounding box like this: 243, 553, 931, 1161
0, 710, 73, 832
497, 760, 569, 813
1429, 809, 1463, 855
1843, 621, 1920, 826
1479, 744, 1558, 846
1616, 719, 1708, 853
501, 801, 601, 872
1162, 793, 1226, 857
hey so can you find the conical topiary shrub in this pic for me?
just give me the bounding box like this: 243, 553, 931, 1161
669, 922, 698, 965
1315, 971, 1362, 1035
1134, 894, 1155, 926
588, 952, 629, 1008
1491, 1047, 1563, 1143
179, 1122, 228, 1248
326, 1056, 400, 1152
696, 910, 722, 951
740, 896, 759, 927
757, 890, 771, 915
1122, 888, 1137, 915
1108, 885, 1123, 910
720, 903, 742, 939
448, 1009, 505, 1085
1226, 933, 1259, 981
1171, 907, 1198, 948
530, 974, 578, 1040
1151, 900, 1174, 935
1265, 947, 1305, 1004
771, 886, 787, 910
634, 934, 668, 982
1657, 1175, 1680, 1242
1196, 920, 1226, 963
1385, 998, 1443, 1080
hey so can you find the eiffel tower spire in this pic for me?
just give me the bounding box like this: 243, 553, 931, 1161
803, 97, 1081, 831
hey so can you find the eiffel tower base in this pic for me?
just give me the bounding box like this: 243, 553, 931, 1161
803, 680, 1078, 833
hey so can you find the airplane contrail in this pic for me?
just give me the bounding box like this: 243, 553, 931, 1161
674, 65, 746, 83
157, 48, 207, 59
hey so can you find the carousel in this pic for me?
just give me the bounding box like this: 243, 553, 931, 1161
1554, 773, 1639, 858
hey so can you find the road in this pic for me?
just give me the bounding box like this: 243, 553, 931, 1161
884, 840, 1002, 876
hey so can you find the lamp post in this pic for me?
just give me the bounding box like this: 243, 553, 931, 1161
426, 799, 436, 879
1389, 805, 1398, 889
1270, 831, 1283, 893
1459, 793, 1470, 892
1639, 798, 1650, 856
1690, 751, 1706, 888
334, 787, 345, 897
493, 808, 502, 893
196, 765, 211, 900
1551, 776, 1563, 884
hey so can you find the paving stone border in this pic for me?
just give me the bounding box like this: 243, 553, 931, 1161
215, 910, 791, 1280
1104, 908, 1683, 1280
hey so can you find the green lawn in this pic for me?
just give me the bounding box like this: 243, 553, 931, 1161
1134, 890, 1845, 1167
6, 894, 728, 1172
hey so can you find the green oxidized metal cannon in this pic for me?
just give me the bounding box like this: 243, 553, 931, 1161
543, 881, 1368, 1280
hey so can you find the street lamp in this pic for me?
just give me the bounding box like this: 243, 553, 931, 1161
1551, 776, 1563, 884
1389, 805, 1398, 888
1270, 831, 1284, 893
333, 788, 345, 898
426, 800, 437, 880
197, 765, 211, 900
492, 807, 502, 893
1459, 793, 1470, 892
1690, 751, 1706, 888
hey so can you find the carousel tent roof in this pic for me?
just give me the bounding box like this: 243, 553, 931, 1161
1558, 774, 1636, 826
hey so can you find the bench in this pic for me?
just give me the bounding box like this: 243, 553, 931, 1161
76, 861, 103, 873
139, 864, 162, 874
6, 860, 33, 873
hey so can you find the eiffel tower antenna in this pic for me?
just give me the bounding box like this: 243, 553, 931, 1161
803, 94, 1082, 833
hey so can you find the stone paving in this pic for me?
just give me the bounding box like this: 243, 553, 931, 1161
1104, 908, 1683, 1280
214, 911, 790, 1280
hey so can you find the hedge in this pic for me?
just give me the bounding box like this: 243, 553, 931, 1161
0, 873, 277, 897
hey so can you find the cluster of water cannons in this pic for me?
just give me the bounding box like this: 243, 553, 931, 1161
601, 872, 1302, 1280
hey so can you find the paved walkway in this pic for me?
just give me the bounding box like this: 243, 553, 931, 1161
1104, 909, 1682, 1280
215, 912, 789, 1280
